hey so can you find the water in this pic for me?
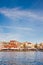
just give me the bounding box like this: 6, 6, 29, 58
0, 51, 43, 65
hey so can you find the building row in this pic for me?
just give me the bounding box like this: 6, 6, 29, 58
0, 40, 43, 50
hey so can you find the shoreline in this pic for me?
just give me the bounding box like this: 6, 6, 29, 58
0, 49, 43, 52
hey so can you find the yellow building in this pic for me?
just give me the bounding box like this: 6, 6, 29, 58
22, 41, 35, 49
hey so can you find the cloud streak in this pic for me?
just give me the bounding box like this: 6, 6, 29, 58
0, 26, 33, 31
0, 8, 43, 21
0, 25, 33, 41
0, 8, 43, 42
0, 33, 22, 42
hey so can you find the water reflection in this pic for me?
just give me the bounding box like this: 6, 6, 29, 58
0, 51, 43, 65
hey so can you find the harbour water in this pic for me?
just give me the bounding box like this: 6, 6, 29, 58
0, 51, 43, 65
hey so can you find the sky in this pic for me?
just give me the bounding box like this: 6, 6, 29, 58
0, 0, 43, 43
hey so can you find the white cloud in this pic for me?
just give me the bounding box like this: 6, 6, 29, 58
0, 8, 43, 42
0, 26, 33, 31
0, 33, 22, 42
0, 8, 43, 21
0, 25, 33, 41
16, 27, 32, 31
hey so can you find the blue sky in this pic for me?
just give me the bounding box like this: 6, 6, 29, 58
0, 0, 43, 43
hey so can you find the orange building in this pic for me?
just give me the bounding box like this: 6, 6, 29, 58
8, 40, 17, 48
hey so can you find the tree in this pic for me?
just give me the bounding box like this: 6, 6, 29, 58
35, 43, 37, 48
23, 43, 26, 48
